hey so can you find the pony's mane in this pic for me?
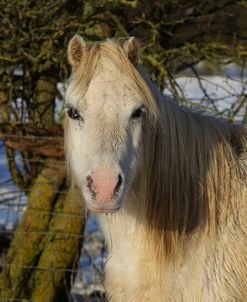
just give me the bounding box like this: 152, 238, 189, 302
139, 84, 247, 260
67, 38, 247, 260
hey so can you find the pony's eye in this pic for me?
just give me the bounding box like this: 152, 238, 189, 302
131, 106, 145, 120
67, 107, 81, 120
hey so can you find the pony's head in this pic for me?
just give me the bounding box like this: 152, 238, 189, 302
64, 35, 157, 213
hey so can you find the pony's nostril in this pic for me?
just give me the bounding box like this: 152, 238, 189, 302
86, 175, 96, 198
114, 174, 123, 195
86, 175, 93, 188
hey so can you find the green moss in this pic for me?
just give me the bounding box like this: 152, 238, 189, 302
28, 186, 86, 302
0, 162, 70, 300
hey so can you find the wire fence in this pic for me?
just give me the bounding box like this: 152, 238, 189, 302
0, 138, 106, 302
0, 65, 246, 301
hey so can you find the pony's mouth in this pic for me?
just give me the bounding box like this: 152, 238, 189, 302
87, 204, 121, 214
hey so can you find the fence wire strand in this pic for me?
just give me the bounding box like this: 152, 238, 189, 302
0, 67, 246, 301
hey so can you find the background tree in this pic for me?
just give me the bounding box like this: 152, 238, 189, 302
0, 0, 246, 301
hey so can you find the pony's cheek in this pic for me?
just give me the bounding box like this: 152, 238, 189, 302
68, 148, 85, 185
121, 125, 142, 181
67, 127, 88, 182
131, 123, 142, 150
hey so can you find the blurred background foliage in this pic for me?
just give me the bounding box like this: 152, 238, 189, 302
0, 0, 246, 126
0, 0, 246, 301
0, 0, 246, 123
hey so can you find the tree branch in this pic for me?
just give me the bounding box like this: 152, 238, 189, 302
0, 124, 64, 158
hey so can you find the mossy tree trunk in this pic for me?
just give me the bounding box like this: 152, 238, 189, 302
27, 183, 85, 302
0, 161, 85, 301
0, 73, 10, 122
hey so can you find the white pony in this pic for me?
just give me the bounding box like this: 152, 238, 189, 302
64, 35, 247, 301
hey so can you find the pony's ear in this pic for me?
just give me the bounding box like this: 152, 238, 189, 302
67, 35, 86, 67
123, 37, 140, 65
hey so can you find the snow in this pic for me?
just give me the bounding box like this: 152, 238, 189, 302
164, 74, 246, 119
163, 63, 246, 121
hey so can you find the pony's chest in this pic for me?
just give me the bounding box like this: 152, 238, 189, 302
99, 213, 141, 277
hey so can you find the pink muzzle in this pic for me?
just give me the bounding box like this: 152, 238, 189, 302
86, 170, 123, 204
